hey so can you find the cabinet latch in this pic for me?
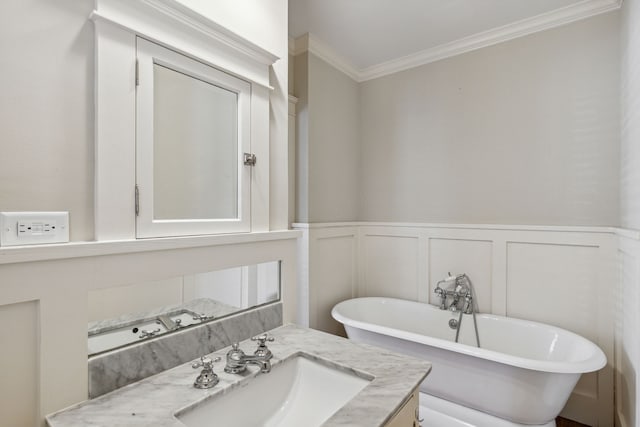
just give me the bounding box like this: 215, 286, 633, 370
243, 153, 257, 166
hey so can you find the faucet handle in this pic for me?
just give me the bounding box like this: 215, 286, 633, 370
251, 334, 275, 359
192, 356, 221, 389
138, 328, 161, 339
192, 355, 221, 370
251, 333, 275, 345
192, 313, 210, 322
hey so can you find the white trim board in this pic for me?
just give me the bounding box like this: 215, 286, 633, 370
292, 0, 622, 82
0, 230, 301, 265
291, 221, 615, 234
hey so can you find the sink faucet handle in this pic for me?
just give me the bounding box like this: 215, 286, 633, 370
251, 334, 275, 359
192, 355, 221, 370
192, 356, 221, 389
138, 328, 161, 339
251, 333, 275, 345
192, 313, 210, 322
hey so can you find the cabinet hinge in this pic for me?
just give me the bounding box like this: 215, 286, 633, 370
135, 185, 140, 216
135, 59, 140, 87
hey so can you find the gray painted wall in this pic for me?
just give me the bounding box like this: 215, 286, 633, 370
0, 0, 289, 241
0, 0, 95, 241
621, 0, 640, 230
359, 12, 620, 226
295, 52, 361, 222
617, 1, 640, 424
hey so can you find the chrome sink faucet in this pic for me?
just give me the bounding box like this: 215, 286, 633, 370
224, 334, 274, 374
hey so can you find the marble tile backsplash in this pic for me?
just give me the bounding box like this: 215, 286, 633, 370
88, 302, 282, 398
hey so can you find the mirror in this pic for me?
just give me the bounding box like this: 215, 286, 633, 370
87, 261, 281, 356
153, 62, 238, 220
136, 38, 252, 238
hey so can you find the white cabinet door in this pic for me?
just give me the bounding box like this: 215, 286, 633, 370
136, 38, 252, 238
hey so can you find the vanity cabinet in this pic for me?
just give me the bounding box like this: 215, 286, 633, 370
385, 388, 420, 427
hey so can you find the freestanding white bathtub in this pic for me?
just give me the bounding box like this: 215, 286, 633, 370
331, 297, 606, 427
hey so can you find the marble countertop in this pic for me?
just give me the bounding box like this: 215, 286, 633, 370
48, 324, 431, 427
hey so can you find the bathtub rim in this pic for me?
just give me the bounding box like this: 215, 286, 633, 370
331, 297, 606, 375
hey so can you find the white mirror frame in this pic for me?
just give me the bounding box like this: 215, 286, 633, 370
91, 0, 279, 240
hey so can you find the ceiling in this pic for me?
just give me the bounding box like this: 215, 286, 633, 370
289, 0, 621, 80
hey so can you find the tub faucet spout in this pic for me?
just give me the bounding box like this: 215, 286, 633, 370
434, 286, 446, 309
449, 293, 460, 312
435, 273, 458, 310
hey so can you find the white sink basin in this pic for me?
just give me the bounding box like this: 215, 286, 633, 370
176, 354, 371, 427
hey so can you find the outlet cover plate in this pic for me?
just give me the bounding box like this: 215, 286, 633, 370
0, 212, 69, 247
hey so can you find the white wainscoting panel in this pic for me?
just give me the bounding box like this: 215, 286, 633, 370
297, 226, 358, 335
313, 233, 357, 335
294, 222, 616, 427
0, 232, 299, 427
360, 229, 421, 301
506, 242, 600, 340
506, 242, 602, 424
616, 231, 640, 427
0, 300, 38, 427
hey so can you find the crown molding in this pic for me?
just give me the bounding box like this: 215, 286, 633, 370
292, 0, 622, 82
293, 33, 361, 81
145, 0, 279, 65
360, 0, 622, 80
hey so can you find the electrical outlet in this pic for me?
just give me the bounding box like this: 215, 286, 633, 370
0, 212, 69, 246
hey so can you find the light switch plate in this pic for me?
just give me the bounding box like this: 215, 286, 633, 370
0, 212, 69, 246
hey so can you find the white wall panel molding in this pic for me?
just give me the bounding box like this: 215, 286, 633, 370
0, 301, 38, 427
293, 221, 614, 233
292, 0, 622, 82
358, 227, 423, 301
616, 230, 640, 427
0, 230, 300, 266
296, 226, 358, 333
0, 235, 299, 425
294, 221, 616, 425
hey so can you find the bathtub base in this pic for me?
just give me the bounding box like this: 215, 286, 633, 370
420, 393, 556, 427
